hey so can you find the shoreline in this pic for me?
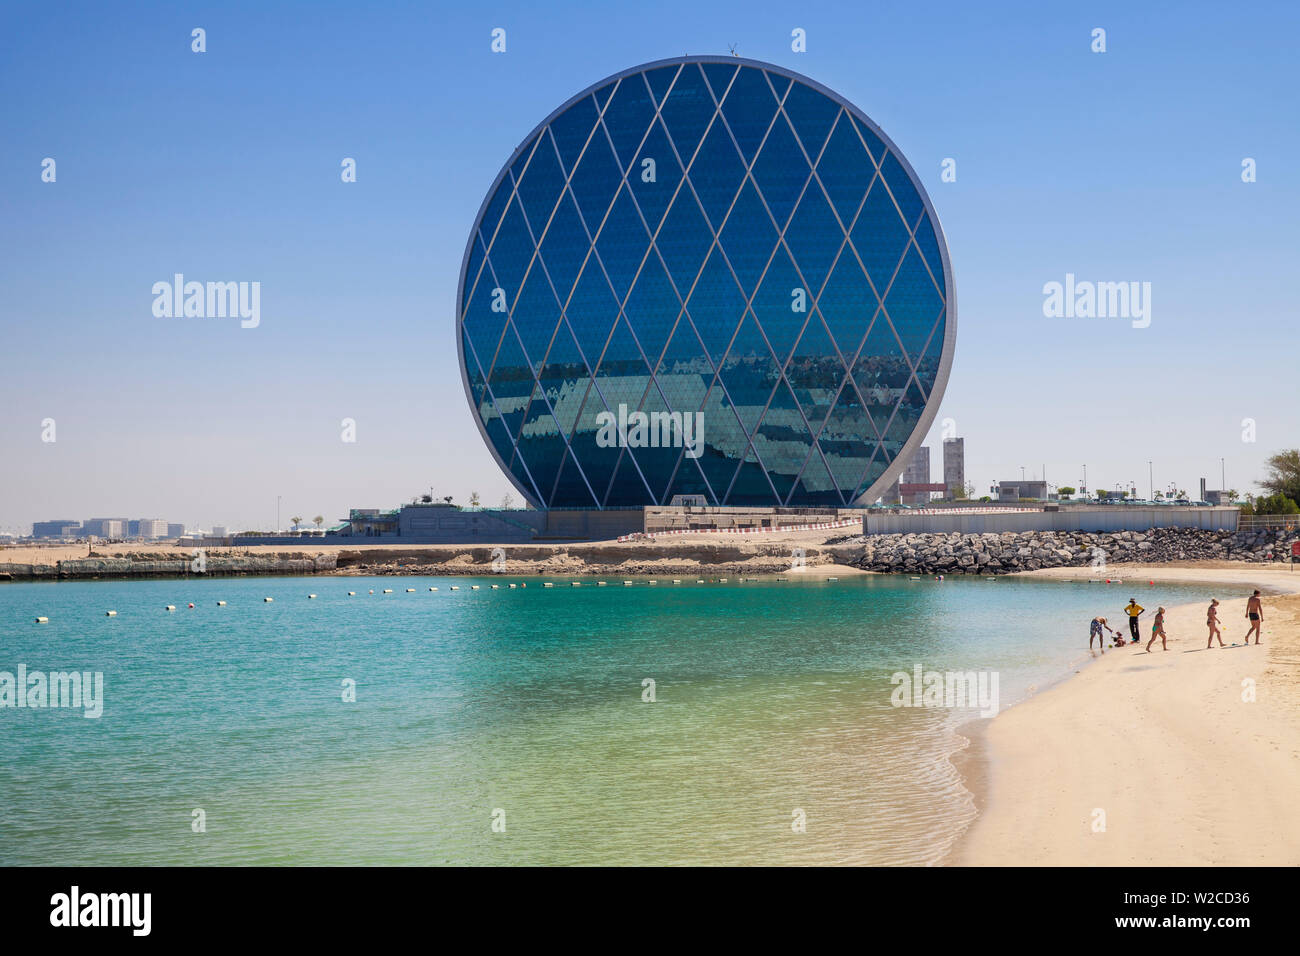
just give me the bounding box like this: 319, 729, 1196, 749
947, 563, 1300, 866
4, 530, 1295, 582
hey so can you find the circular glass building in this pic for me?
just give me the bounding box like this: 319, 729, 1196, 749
457, 55, 955, 509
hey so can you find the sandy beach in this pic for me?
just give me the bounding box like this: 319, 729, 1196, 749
952, 563, 1300, 866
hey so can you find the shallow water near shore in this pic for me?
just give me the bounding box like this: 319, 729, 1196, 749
0, 574, 1224, 865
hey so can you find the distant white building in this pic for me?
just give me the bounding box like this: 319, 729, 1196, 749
84, 518, 127, 538
137, 518, 168, 539
211, 526, 228, 538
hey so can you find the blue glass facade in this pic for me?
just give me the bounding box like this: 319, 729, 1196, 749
458, 56, 954, 509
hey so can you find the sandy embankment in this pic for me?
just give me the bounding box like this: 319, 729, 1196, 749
0, 528, 870, 578
953, 563, 1300, 866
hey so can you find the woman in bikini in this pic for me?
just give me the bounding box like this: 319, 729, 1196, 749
1146, 606, 1169, 652
1206, 599, 1225, 648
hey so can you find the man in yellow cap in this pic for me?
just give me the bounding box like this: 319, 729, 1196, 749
1123, 598, 1145, 644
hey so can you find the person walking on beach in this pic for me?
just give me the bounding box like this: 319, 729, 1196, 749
1243, 590, 1264, 644
1089, 616, 1115, 650
1146, 607, 1169, 652
1123, 598, 1145, 644
1206, 599, 1225, 648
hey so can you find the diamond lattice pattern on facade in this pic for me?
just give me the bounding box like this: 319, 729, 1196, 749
459, 59, 948, 509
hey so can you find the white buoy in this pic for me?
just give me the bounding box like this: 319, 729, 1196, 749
623, 580, 633, 586
597, 581, 607, 586
217, 600, 227, 606
570, 581, 580, 587
165, 605, 176, 611
508, 583, 517, 589
696, 579, 704, 584
383, 589, 393, 594
719, 578, 728, 583
35, 616, 49, 624
470, 585, 480, 590
449, 586, 460, 591
430, 587, 439, 592
648, 580, 657, 585
347, 592, 356, 596
826, 576, 838, 582
543, 582, 554, 588
672, 579, 682, 584
264, 597, 273, 602
491, 584, 500, 589
105, 610, 117, 617
308, 594, 317, 599
406, 588, 416, 592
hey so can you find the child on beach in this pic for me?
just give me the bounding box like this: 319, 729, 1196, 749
1206, 599, 1225, 648
1146, 607, 1169, 652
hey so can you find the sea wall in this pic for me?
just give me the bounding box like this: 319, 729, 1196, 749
1, 528, 1294, 581
852, 527, 1297, 574
333, 544, 849, 576
0, 552, 337, 581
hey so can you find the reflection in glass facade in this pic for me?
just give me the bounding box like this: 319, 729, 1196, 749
457, 56, 954, 509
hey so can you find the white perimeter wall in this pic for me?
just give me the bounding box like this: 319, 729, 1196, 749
864, 506, 1240, 535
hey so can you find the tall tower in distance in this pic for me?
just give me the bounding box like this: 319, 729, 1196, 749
901, 447, 932, 505
943, 437, 965, 498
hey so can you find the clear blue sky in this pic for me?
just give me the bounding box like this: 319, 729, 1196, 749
2, 0, 1296, 532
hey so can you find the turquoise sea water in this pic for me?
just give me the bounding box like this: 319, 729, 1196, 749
0, 574, 1224, 866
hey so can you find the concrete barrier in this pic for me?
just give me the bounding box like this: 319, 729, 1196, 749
864, 506, 1239, 535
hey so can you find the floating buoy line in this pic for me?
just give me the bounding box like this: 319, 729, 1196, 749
30, 574, 865, 628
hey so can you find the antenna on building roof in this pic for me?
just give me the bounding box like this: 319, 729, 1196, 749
728, 43, 739, 56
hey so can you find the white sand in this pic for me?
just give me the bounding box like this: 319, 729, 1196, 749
953, 563, 1300, 866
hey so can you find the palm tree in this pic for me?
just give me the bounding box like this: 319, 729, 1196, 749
313, 515, 324, 530
469, 491, 481, 508
290, 516, 302, 531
